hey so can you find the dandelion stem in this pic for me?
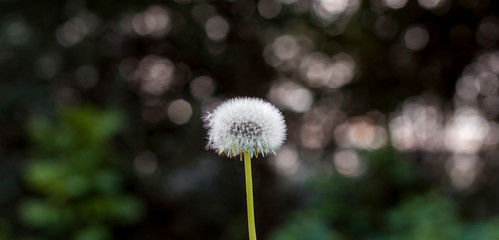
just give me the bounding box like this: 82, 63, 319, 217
244, 151, 257, 240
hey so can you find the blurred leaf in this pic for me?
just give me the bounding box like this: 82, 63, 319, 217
21, 107, 142, 239
61, 107, 124, 146
464, 218, 499, 240
387, 192, 463, 240
74, 226, 111, 240
0, 219, 12, 240
19, 200, 72, 228
93, 170, 123, 194
271, 213, 343, 240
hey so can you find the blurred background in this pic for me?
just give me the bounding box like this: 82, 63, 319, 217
2, 0, 499, 239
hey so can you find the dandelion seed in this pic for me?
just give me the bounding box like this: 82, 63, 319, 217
203, 97, 287, 158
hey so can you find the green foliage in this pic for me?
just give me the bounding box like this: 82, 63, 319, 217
386, 193, 463, 240
271, 213, 344, 240
0, 219, 12, 240
270, 148, 499, 240
20, 107, 143, 239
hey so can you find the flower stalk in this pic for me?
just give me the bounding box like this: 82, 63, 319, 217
244, 151, 257, 240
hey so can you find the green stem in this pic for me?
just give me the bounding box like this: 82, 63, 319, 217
244, 152, 257, 240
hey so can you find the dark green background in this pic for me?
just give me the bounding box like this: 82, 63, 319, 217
1, 0, 499, 239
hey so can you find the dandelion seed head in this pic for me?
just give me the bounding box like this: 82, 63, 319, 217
203, 97, 287, 158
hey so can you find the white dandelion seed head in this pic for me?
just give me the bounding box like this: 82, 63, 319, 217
203, 97, 287, 158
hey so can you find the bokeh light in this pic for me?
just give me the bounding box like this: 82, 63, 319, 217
403, 25, 429, 51
382, 0, 408, 9
132, 6, 171, 37
333, 149, 365, 177
267, 79, 314, 113
167, 99, 193, 125
134, 151, 159, 176
205, 16, 229, 41
131, 55, 175, 96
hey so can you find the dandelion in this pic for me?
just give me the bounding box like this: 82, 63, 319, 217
203, 97, 286, 240
204, 97, 286, 158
